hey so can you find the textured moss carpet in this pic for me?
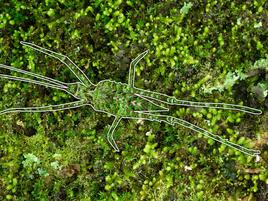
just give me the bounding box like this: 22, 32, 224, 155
0, 1, 267, 200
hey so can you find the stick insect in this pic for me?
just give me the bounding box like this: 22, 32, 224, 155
0, 42, 262, 157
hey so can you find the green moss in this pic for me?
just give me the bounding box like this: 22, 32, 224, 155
0, 0, 267, 200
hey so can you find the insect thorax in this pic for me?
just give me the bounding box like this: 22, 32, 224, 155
91, 80, 138, 116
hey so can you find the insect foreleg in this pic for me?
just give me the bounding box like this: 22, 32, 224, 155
0, 64, 68, 88
20, 41, 95, 87
0, 70, 85, 100
0, 100, 88, 116
0, 73, 68, 91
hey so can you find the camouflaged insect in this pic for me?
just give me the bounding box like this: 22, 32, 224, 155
0, 42, 262, 157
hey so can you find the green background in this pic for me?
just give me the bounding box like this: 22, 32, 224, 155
0, 0, 267, 200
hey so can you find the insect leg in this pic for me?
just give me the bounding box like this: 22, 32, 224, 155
165, 115, 260, 156
133, 93, 169, 113
0, 63, 67, 88
131, 112, 260, 157
107, 116, 122, 152
128, 50, 149, 87
135, 89, 262, 115
0, 67, 87, 101
20, 41, 94, 87
0, 100, 88, 116
166, 98, 262, 115
0, 73, 68, 91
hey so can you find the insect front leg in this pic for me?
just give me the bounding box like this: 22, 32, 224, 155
20, 41, 95, 87
0, 63, 68, 88
0, 66, 86, 100
0, 73, 68, 91
0, 100, 88, 116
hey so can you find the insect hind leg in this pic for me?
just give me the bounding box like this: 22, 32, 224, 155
135, 89, 262, 115
131, 112, 260, 157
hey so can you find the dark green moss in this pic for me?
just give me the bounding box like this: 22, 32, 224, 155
0, 0, 267, 200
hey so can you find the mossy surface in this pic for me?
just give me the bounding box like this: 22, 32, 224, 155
0, 0, 267, 200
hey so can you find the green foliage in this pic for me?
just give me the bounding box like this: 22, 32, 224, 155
202, 70, 246, 94
0, 0, 267, 200
22, 153, 40, 168
180, 2, 193, 15
247, 55, 268, 101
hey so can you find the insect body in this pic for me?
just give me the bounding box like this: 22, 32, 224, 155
0, 42, 262, 157
91, 80, 166, 117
